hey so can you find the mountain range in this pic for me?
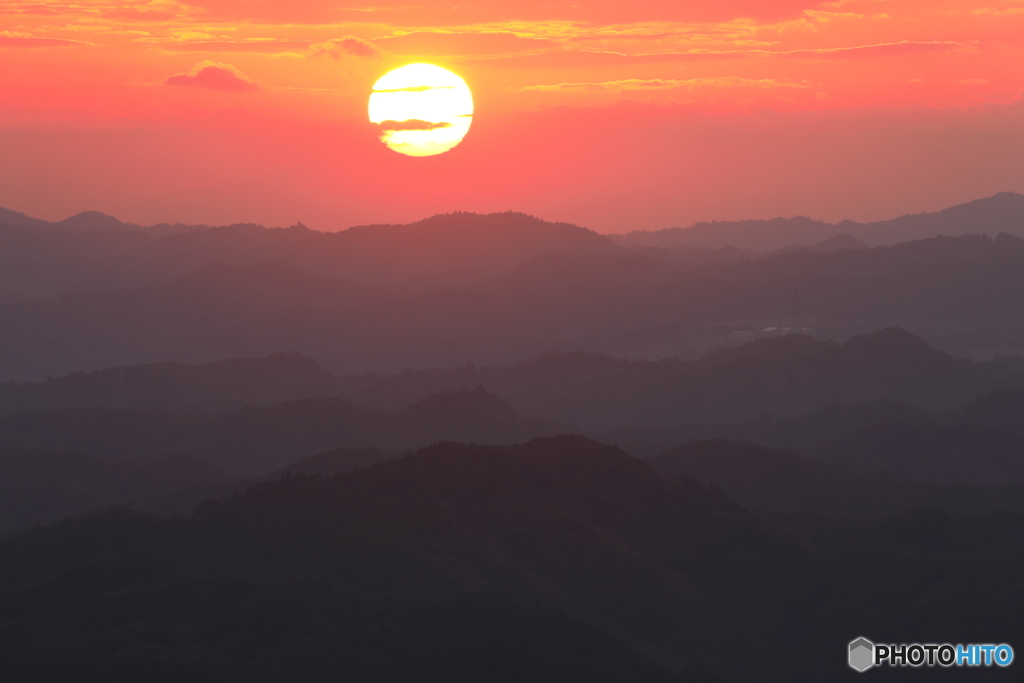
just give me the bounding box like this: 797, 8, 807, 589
2, 231, 1024, 380
3, 327, 1024, 532
0, 386, 560, 478
2, 193, 1023, 681
610, 191, 1024, 250
3, 327, 1022, 426
0, 210, 616, 300
3, 192, 1022, 301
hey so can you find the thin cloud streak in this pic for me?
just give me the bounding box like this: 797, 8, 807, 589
0, 31, 90, 47
520, 77, 812, 92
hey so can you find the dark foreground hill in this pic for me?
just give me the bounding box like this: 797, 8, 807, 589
1, 436, 1020, 682
0, 444, 407, 533
0, 449, 227, 533
648, 438, 1024, 517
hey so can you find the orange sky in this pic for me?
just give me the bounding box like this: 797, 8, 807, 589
1, 0, 1022, 232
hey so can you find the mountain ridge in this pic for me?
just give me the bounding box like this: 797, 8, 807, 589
610, 192, 1024, 250
2, 232, 1023, 380
3, 328, 1023, 453
0, 211, 620, 299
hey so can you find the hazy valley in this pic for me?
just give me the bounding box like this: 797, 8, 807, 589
2, 194, 1024, 681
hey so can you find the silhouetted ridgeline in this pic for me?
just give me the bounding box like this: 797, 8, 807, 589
1, 196, 1024, 377
0, 387, 560, 478
611, 382, 1024, 473
6, 193, 1021, 298
1, 437, 1021, 682
2, 197, 1023, 682
3, 329, 1024, 529
5, 384, 1024, 528
2, 231, 1024, 379
0, 210, 618, 300
3, 328, 1021, 426
611, 191, 1024, 250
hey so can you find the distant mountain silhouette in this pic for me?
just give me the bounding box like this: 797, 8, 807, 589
849, 191, 1024, 245
4, 231, 1024, 379
7, 197, 1024, 681
0, 208, 201, 235
51, 210, 140, 232
0, 219, 153, 299
633, 383, 1024, 487
768, 232, 867, 255
2, 193, 1020, 303
96, 211, 620, 291
0, 351, 342, 415
610, 215, 834, 251
315, 328, 1024, 429
4, 328, 1022, 433
0, 210, 621, 300
0, 388, 562, 477
0, 208, 51, 230
611, 192, 1024, 250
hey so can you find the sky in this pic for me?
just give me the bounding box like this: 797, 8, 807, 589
0, 0, 1022, 233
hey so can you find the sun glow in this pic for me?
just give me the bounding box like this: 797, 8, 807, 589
368, 64, 474, 157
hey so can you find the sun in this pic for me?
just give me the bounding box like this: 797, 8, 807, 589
368, 64, 474, 157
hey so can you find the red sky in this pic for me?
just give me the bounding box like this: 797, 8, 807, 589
1, 0, 1022, 232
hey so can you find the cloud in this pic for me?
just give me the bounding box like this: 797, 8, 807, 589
124, 0, 820, 25
375, 31, 555, 57
520, 77, 811, 93
0, 1, 188, 21
778, 40, 965, 59
153, 40, 311, 53
308, 36, 383, 59
0, 31, 90, 47
973, 7, 1024, 16
489, 40, 966, 69
164, 61, 259, 91
373, 85, 455, 93
375, 119, 453, 131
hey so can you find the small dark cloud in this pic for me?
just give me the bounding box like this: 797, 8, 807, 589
165, 61, 259, 92
376, 119, 452, 131
308, 36, 383, 59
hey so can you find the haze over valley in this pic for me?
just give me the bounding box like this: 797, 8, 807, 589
2, 194, 1023, 681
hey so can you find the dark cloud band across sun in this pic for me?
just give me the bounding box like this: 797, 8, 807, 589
375, 119, 454, 132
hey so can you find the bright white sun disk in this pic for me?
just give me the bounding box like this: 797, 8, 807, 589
368, 64, 473, 157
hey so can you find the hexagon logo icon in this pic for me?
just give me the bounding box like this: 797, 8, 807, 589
849, 637, 874, 672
